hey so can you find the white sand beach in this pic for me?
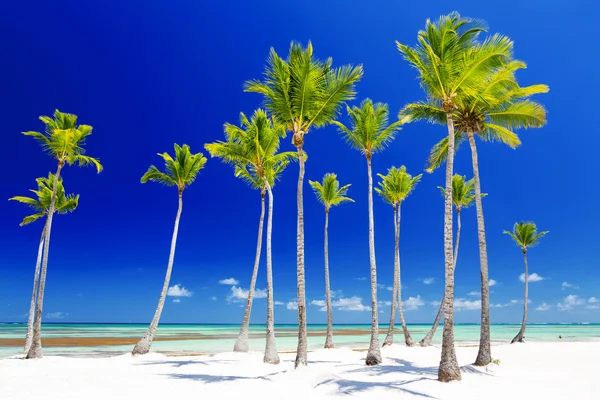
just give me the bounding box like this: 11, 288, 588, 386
1, 341, 598, 400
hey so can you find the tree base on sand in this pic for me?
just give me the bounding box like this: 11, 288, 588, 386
511, 331, 525, 344
233, 335, 250, 352
382, 335, 393, 347
25, 340, 43, 359
365, 344, 382, 366
132, 336, 152, 355
438, 365, 462, 383
324, 335, 334, 349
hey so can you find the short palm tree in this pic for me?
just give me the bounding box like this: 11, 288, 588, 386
332, 99, 402, 365
504, 222, 548, 343
132, 144, 206, 355
9, 174, 79, 354
245, 42, 362, 368
408, 60, 548, 365
205, 109, 296, 364
397, 12, 512, 381
420, 175, 481, 346
22, 110, 102, 359
376, 166, 421, 347
309, 173, 353, 348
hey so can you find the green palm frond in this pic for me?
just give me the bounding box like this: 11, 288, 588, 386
504, 221, 548, 250
141, 144, 206, 191
245, 41, 362, 140
23, 110, 103, 172
376, 165, 422, 206
425, 132, 467, 172
309, 173, 353, 210
437, 174, 485, 210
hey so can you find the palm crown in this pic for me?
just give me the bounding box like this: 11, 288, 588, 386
205, 109, 297, 188
22, 109, 102, 172
438, 174, 483, 211
9, 173, 79, 226
309, 173, 354, 211
504, 222, 548, 251
141, 144, 207, 193
375, 166, 422, 206
333, 99, 403, 158
244, 41, 363, 146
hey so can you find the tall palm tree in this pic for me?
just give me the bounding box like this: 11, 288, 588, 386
419, 175, 480, 346
376, 166, 422, 347
132, 144, 206, 355
205, 109, 296, 364
397, 13, 512, 381
504, 222, 548, 343
245, 42, 362, 368
409, 60, 548, 364
309, 173, 353, 348
332, 99, 402, 365
9, 174, 79, 354
22, 110, 102, 359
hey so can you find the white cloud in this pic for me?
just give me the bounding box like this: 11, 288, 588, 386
519, 273, 545, 283
430, 300, 441, 307
46, 312, 68, 319
354, 277, 367, 281
287, 301, 298, 310
589, 297, 598, 304
404, 296, 424, 311
311, 300, 326, 310
334, 296, 370, 311
561, 282, 578, 290
587, 297, 600, 309
378, 300, 392, 307
167, 284, 193, 297
173, 299, 181, 303
536, 302, 551, 311
210, 296, 217, 301
377, 284, 393, 291
219, 278, 239, 285
454, 298, 481, 311
421, 278, 435, 285
489, 279, 497, 287
557, 294, 585, 311
274, 301, 284, 306
227, 286, 267, 303
331, 290, 343, 298
467, 291, 481, 296
491, 299, 529, 308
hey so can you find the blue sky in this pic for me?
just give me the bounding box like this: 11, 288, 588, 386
1, 0, 598, 324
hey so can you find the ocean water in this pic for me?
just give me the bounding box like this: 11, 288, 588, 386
1, 323, 599, 358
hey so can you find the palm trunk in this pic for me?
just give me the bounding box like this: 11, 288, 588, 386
420, 208, 462, 347
263, 179, 280, 364
26, 162, 63, 359
365, 156, 382, 366
233, 192, 266, 352
512, 249, 528, 343
383, 205, 398, 347
132, 190, 183, 355
470, 132, 492, 366
438, 111, 461, 382
294, 145, 308, 368
324, 208, 334, 349
24, 226, 46, 354
396, 201, 414, 346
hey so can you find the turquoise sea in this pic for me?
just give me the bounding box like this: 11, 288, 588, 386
1, 323, 599, 358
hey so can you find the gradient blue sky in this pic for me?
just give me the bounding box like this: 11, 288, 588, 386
1, 0, 598, 324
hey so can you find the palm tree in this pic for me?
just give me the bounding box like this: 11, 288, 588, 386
205, 109, 296, 364
504, 222, 548, 343
309, 173, 353, 348
22, 110, 102, 359
245, 42, 362, 368
397, 12, 512, 381
132, 144, 206, 355
419, 175, 480, 346
410, 60, 548, 364
332, 99, 402, 365
376, 166, 421, 347
9, 174, 79, 354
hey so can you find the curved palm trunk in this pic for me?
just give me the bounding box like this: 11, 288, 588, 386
396, 202, 414, 346
132, 191, 183, 355
420, 208, 461, 347
27, 163, 63, 359
263, 180, 280, 364
438, 112, 461, 382
234, 193, 266, 352
383, 206, 398, 347
294, 145, 308, 368
24, 226, 46, 354
365, 156, 382, 366
324, 208, 334, 349
469, 132, 492, 366
512, 250, 528, 343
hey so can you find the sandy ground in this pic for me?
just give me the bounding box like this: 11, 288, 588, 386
1, 341, 598, 399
